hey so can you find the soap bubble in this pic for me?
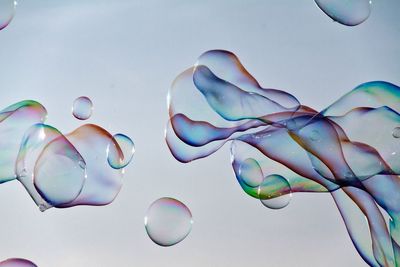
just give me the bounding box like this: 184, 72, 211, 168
238, 158, 264, 188
392, 127, 400, 138
314, 0, 372, 26
72, 96, 93, 120
145, 197, 193, 247
258, 174, 292, 209
0, 258, 37, 267
107, 133, 135, 169
0, 0, 16, 31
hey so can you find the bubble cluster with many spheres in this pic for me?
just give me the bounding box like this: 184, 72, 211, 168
166, 49, 400, 267
0, 97, 134, 212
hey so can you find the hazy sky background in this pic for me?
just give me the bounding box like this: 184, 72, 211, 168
0, 1, 399, 266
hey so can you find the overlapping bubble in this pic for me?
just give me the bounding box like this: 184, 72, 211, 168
166, 50, 400, 266
0, 99, 134, 211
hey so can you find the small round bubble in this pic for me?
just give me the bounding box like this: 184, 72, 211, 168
0, 0, 16, 31
72, 96, 93, 120
144, 197, 193, 247
392, 127, 400, 138
238, 158, 264, 187
258, 174, 292, 209
315, 0, 371, 26
107, 133, 135, 169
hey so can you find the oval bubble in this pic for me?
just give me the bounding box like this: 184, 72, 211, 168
72, 96, 93, 120
258, 174, 292, 209
144, 197, 193, 247
107, 133, 135, 169
0, 0, 16, 31
0, 258, 37, 267
392, 127, 400, 138
33, 134, 87, 206
238, 158, 264, 187
315, 0, 371, 26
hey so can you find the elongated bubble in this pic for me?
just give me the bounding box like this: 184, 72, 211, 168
166, 49, 400, 266
0, 258, 37, 267
145, 197, 193, 247
315, 0, 372, 26
0, 0, 16, 31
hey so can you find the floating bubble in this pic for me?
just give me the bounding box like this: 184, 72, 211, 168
145, 197, 193, 247
107, 133, 135, 169
315, 0, 372, 26
392, 127, 400, 138
238, 158, 264, 188
0, 258, 37, 267
166, 49, 400, 266
0, 0, 16, 31
72, 96, 93, 120
258, 174, 292, 209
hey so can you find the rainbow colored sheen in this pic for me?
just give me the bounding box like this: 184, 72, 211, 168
0, 0, 16, 31
166, 49, 400, 266
315, 0, 371, 26
0, 98, 132, 212
0, 258, 37, 267
107, 133, 135, 169
72, 96, 93, 120
145, 197, 193, 247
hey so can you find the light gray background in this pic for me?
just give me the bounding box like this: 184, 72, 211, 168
0, 1, 399, 266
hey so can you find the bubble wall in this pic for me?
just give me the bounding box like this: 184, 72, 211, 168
0, 258, 37, 267
166, 50, 400, 267
0, 99, 134, 212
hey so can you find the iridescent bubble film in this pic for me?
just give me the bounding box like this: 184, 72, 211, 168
166, 50, 400, 266
0, 258, 37, 267
72, 96, 93, 120
144, 197, 193, 247
315, 0, 372, 26
0, 99, 133, 212
0, 0, 16, 31
107, 133, 135, 169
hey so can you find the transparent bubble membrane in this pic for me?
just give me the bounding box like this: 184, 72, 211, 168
0, 0, 16, 31
107, 133, 135, 169
145, 197, 193, 247
72, 96, 93, 120
315, 0, 372, 26
166, 49, 400, 266
0, 99, 133, 212
0, 258, 37, 267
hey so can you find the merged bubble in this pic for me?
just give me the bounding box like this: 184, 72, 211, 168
0, 0, 16, 31
0, 98, 133, 212
258, 174, 292, 209
166, 49, 400, 266
144, 197, 193, 247
107, 133, 135, 169
72, 96, 93, 120
0, 258, 37, 267
314, 0, 372, 26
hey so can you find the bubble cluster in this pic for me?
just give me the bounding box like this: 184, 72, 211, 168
314, 0, 372, 26
0, 99, 134, 211
72, 96, 93, 120
0, 258, 37, 267
144, 197, 193, 247
166, 50, 400, 266
0, 0, 16, 31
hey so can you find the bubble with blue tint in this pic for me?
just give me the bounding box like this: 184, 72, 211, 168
315, 0, 372, 26
0, 0, 16, 31
107, 133, 135, 169
72, 96, 93, 120
0, 258, 37, 267
238, 158, 264, 188
145, 197, 193, 247
166, 49, 400, 266
258, 175, 292, 209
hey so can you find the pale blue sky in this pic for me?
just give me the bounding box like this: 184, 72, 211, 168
0, 1, 399, 266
